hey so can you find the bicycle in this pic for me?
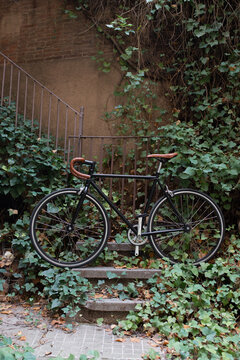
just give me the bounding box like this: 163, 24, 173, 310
30, 153, 225, 268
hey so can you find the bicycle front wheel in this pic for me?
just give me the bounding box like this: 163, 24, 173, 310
30, 189, 109, 268
148, 189, 225, 265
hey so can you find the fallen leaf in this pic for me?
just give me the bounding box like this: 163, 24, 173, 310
94, 294, 104, 299
19, 336, 26, 341
51, 319, 65, 326
62, 327, 71, 332
115, 338, 126, 342
114, 265, 126, 269
0, 304, 12, 310
9, 209, 18, 215
130, 337, 140, 343
37, 323, 47, 330
143, 290, 152, 299
162, 340, 169, 345
149, 342, 158, 347
0, 310, 12, 314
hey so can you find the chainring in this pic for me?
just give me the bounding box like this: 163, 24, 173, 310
127, 225, 148, 246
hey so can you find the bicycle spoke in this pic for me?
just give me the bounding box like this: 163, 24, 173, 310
149, 190, 224, 264
31, 190, 108, 267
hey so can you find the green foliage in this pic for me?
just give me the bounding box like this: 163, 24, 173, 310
38, 267, 91, 316
0, 100, 66, 204
91, 51, 111, 73
114, 233, 240, 359
104, 70, 162, 137
6, 212, 92, 317
0, 100, 91, 317
0, 334, 100, 360
0, 335, 35, 360
142, 349, 162, 360
71, 0, 240, 223
155, 121, 240, 213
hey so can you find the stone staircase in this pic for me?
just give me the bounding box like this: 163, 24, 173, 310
74, 243, 162, 323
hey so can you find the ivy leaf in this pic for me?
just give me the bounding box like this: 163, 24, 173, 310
194, 27, 207, 38
23, 353, 36, 360
106, 271, 120, 279
51, 299, 62, 309
0, 348, 15, 360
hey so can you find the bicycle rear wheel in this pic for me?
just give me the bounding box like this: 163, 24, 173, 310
30, 188, 109, 268
148, 189, 225, 264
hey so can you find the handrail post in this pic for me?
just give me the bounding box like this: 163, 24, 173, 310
78, 106, 84, 156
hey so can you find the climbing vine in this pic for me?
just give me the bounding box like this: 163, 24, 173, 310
65, 0, 240, 224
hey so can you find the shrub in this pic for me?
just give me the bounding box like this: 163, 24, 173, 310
116, 233, 240, 359
0, 100, 90, 318
0, 99, 67, 213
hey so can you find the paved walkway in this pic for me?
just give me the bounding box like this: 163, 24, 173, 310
0, 304, 165, 360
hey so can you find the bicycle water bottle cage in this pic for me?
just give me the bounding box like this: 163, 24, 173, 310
70, 157, 91, 180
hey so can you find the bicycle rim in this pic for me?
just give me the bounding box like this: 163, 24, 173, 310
30, 189, 109, 268
148, 189, 225, 264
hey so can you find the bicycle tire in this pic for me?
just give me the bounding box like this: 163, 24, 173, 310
147, 189, 225, 265
30, 188, 109, 268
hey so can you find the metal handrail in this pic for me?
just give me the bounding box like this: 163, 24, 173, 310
0, 51, 84, 160
0, 51, 81, 114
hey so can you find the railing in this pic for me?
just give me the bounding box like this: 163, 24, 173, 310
0, 51, 163, 214
0, 51, 83, 161
67, 135, 162, 214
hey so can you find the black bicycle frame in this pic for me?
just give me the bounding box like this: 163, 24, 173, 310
73, 168, 186, 237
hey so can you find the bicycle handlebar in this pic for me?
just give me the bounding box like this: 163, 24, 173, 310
70, 157, 91, 180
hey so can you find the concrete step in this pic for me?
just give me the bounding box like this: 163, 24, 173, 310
75, 266, 161, 279
80, 297, 145, 323
85, 298, 144, 312
76, 265, 160, 323
107, 242, 135, 252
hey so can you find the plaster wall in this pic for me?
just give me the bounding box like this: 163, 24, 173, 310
0, 0, 172, 146
0, 0, 119, 138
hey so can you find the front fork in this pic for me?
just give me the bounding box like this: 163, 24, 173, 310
70, 162, 96, 226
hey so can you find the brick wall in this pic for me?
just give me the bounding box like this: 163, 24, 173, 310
0, 0, 171, 141
0, 0, 112, 63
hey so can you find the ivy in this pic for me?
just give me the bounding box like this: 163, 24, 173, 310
0, 100, 90, 317
0, 100, 67, 205
113, 234, 240, 359
0, 335, 100, 360
69, 0, 240, 225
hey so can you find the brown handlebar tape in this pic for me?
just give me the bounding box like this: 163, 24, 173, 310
70, 157, 91, 180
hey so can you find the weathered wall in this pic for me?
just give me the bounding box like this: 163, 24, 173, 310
0, 0, 119, 138
0, 0, 172, 143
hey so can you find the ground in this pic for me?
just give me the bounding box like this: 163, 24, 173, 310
0, 302, 165, 360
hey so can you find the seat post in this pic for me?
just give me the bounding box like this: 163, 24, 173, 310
157, 161, 162, 174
